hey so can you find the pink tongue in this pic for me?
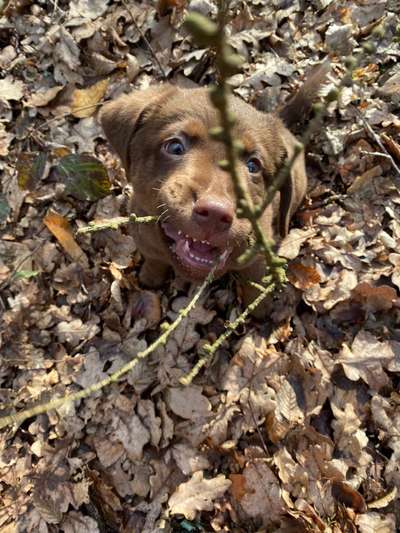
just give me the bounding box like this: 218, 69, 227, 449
190, 241, 216, 256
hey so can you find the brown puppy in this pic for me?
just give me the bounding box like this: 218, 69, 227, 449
100, 68, 327, 313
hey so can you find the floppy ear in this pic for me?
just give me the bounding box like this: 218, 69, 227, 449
277, 127, 307, 237
99, 85, 174, 170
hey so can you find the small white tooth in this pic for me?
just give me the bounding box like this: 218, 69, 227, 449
178, 230, 182, 236
193, 238, 197, 242
201, 240, 206, 244
185, 234, 190, 239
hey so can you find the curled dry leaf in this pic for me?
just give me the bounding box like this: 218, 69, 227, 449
43, 211, 89, 268
331, 480, 367, 513
168, 470, 231, 520
71, 79, 109, 118
287, 261, 321, 289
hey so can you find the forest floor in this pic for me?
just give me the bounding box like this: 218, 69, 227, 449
0, 0, 400, 531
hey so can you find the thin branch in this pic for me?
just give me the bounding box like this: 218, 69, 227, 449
356, 108, 400, 181
0, 264, 216, 430
76, 213, 158, 235
122, 0, 167, 80
180, 278, 275, 385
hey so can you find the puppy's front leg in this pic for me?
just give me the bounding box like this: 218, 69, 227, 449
139, 257, 170, 289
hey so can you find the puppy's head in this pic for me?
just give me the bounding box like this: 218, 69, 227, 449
100, 85, 306, 281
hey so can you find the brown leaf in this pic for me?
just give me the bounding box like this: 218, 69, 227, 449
168, 471, 231, 520
229, 473, 247, 501
288, 261, 321, 289
43, 211, 89, 267
25, 85, 64, 107
16, 152, 47, 190
71, 79, 109, 118
352, 282, 397, 313
157, 0, 186, 16
332, 480, 367, 513
381, 133, 400, 162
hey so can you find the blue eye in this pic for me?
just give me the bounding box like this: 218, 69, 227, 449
163, 138, 186, 156
246, 157, 262, 174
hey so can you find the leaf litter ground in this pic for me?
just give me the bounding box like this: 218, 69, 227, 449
0, 0, 400, 531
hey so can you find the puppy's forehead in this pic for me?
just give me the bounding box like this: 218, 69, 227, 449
157, 88, 267, 145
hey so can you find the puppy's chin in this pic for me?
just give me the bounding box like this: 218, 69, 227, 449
159, 220, 234, 281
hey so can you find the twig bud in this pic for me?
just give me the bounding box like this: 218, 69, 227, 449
184, 13, 219, 47
372, 26, 385, 40
326, 88, 340, 103
218, 159, 230, 170
344, 55, 357, 70
209, 126, 225, 141
209, 85, 225, 107
362, 41, 376, 54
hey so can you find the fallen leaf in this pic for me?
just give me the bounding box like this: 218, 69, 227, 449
0, 76, 24, 101
16, 152, 48, 190
168, 471, 231, 520
367, 486, 397, 510
71, 79, 109, 118
287, 262, 321, 289
338, 331, 394, 390
166, 386, 211, 419
43, 211, 89, 267
229, 473, 247, 501
0, 195, 10, 224
54, 154, 111, 201
157, 0, 186, 16
352, 282, 397, 313
25, 86, 64, 107
240, 461, 284, 522
356, 512, 396, 533
332, 480, 367, 513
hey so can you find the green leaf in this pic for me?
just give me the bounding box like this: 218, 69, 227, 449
0, 195, 10, 224
55, 154, 111, 201
14, 270, 40, 280
17, 151, 48, 190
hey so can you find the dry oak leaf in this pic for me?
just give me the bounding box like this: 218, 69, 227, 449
168, 470, 231, 520
240, 461, 284, 522
25, 86, 64, 108
166, 386, 211, 419
0, 76, 24, 101
71, 79, 109, 118
44, 211, 89, 268
338, 330, 394, 390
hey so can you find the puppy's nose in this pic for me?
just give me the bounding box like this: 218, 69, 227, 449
193, 198, 234, 232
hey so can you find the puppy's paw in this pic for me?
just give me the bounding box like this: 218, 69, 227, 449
139, 259, 169, 289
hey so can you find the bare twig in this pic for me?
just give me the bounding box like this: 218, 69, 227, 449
76, 213, 158, 235
122, 0, 167, 80
356, 108, 400, 181
180, 278, 275, 385
0, 264, 216, 430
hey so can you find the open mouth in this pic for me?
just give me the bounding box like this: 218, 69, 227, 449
161, 221, 232, 276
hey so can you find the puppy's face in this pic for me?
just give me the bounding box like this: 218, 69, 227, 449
100, 86, 306, 281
